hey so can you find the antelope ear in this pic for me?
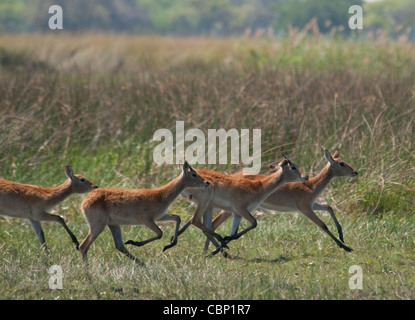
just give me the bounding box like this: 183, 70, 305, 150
324, 150, 336, 164
333, 150, 340, 159
65, 166, 75, 180
277, 159, 289, 167
185, 161, 195, 172
181, 160, 191, 172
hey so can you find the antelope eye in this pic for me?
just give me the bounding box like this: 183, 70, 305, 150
192, 173, 197, 177
291, 166, 297, 171
80, 178, 86, 183
339, 162, 345, 167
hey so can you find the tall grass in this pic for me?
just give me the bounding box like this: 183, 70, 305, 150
1, 34, 414, 198
0, 33, 414, 299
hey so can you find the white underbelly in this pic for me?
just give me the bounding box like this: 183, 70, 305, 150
259, 202, 295, 212
107, 210, 166, 225
210, 197, 234, 212
0, 207, 31, 219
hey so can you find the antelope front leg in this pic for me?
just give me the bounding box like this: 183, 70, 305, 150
191, 203, 229, 253
204, 210, 233, 251
216, 208, 257, 255
35, 211, 79, 250
125, 221, 163, 247
300, 207, 352, 252
177, 218, 192, 237
158, 214, 181, 252
210, 212, 244, 256
176, 207, 213, 240
313, 203, 344, 243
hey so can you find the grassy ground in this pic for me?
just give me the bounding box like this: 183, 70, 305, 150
1, 211, 414, 300
0, 32, 414, 300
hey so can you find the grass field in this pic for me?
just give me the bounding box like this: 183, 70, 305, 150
0, 32, 414, 300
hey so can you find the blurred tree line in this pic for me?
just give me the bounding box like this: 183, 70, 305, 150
0, 0, 413, 35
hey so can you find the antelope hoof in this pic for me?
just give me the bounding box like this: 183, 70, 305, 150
162, 241, 177, 252
215, 235, 229, 249
211, 247, 222, 256
342, 244, 353, 252
219, 241, 229, 250
211, 243, 229, 256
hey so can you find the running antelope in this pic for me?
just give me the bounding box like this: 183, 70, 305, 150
79, 161, 210, 263
175, 155, 309, 255
0, 166, 98, 250
208, 150, 357, 252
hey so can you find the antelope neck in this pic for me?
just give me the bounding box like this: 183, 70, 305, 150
45, 179, 73, 207
307, 162, 335, 196
157, 173, 187, 204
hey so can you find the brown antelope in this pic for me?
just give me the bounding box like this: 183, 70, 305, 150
78, 161, 210, 263
0, 166, 98, 251
207, 150, 357, 252
174, 155, 309, 255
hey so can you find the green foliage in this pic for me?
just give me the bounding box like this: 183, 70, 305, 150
3, 0, 412, 36
0, 0, 283, 34
364, 0, 415, 31
27, 0, 146, 32
0, 0, 28, 32
276, 0, 363, 34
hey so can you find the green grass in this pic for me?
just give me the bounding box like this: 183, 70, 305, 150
1, 211, 414, 300
0, 33, 414, 300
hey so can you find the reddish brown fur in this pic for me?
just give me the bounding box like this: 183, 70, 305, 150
79, 161, 210, 263
0, 166, 98, 250
208, 150, 357, 252
177, 157, 309, 255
